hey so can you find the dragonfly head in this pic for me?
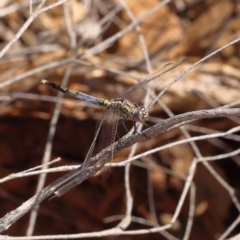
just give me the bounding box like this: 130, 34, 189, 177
135, 107, 149, 122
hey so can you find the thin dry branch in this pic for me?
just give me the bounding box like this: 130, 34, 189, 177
0, 107, 240, 233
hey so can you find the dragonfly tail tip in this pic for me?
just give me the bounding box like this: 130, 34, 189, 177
41, 79, 48, 84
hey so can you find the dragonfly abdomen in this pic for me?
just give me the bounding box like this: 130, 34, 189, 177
41, 80, 104, 106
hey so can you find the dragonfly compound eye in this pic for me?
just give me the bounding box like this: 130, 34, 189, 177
135, 107, 148, 122
142, 112, 149, 122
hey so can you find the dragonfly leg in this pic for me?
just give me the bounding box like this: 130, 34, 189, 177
134, 122, 151, 139
142, 122, 151, 139
122, 122, 129, 133
116, 119, 130, 151
141, 131, 151, 139
116, 131, 121, 140
143, 122, 150, 128
116, 120, 129, 149
118, 119, 130, 134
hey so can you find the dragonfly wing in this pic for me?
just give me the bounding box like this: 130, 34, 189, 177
98, 105, 120, 171
52, 109, 109, 196
54, 106, 120, 196
81, 107, 111, 169
120, 59, 186, 101
80, 105, 120, 171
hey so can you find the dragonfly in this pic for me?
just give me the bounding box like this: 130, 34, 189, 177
42, 59, 185, 197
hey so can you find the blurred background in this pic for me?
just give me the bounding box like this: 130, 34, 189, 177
0, 0, 240, 239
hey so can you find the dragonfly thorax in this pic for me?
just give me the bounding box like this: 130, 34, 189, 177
104, 98, 149, 123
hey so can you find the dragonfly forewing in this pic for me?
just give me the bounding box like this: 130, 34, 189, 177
120, 59, 185, 101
